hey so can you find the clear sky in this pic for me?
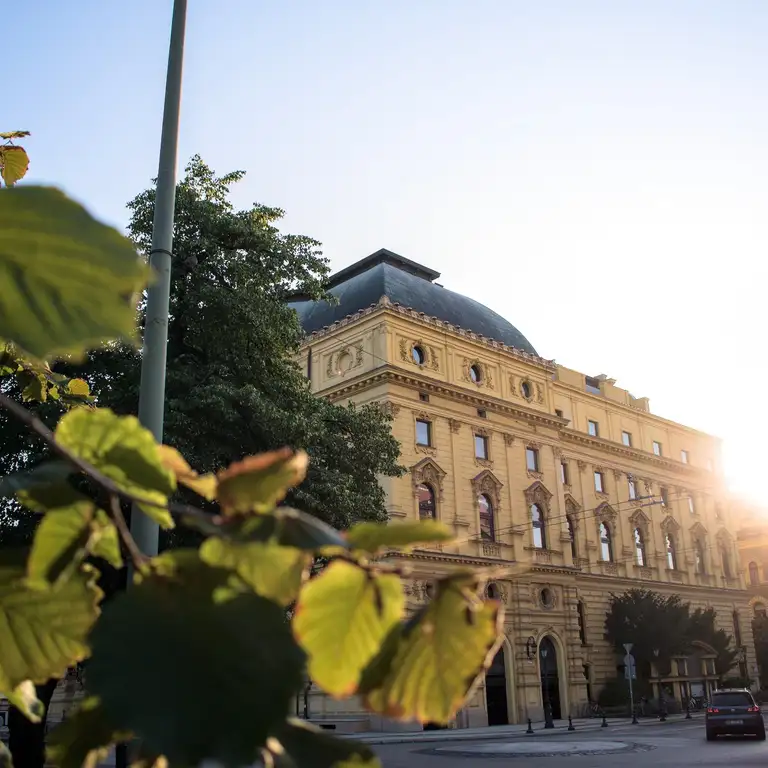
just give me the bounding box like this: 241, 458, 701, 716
10, 1, 767, 504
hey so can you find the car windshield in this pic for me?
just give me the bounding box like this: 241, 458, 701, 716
711, 693, 753, 707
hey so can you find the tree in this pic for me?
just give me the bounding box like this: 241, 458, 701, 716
752, 613, 768, 688
0, 163, 503, 767
605, 589, 737, 681
68, 156, 403, 533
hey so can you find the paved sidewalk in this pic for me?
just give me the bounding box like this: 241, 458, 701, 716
345, 713, 703, 744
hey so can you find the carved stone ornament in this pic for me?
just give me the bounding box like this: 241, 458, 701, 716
404, 580, 432, 603
613, 469, 623, 480
536, 383, 545, 404
577, 460, 587, 471
411, 457, 447, 501
715, 527, 733, 544
509, 375, 520, 397
475, 457, 494, 469
448, 418, 462, 433
629, 508, 651, 533
594, 502, 617, 524
377, 400, 401, 419
503, 433, 515, 446
520, 379, 535, 401
524, 480, 553, 509
661, 514, 681, 534
472, 469, 504, 512
416, 444, 438, 457
462, 358, 494, 389
399, 338, 440, 371
552, 447, 562, 459
565, 494, 581, 521
690, 521, 708, 537
485, 581, 509, 604
326, 343, 362, 378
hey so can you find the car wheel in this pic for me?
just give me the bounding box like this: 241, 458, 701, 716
706, 730, 716, 742
757, 728, 766, 741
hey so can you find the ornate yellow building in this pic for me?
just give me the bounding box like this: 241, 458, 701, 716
289, 249, 755, 731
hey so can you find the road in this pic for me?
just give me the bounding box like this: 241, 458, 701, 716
367, 718, 768, 768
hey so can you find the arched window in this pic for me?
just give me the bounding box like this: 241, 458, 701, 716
577, 601, 587, 645
531, 503, 546, 549
599, 522, 613, 562
666, 533, 677, 570
417, 483, 435, 520
749, 561, 760, 586
721, 545, 732, 579
567, 515, 578, 560
694, 539, 706, 575
754, 603, 767, 619
478, 493, 495, 541
634, 528, 646, 567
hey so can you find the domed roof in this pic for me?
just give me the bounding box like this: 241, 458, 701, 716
288, 249, 538, 356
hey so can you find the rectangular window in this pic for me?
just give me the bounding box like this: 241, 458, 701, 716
555, 409, 564, 418
681, 449, 689, 464
622, 431, 632, 447
419, 392, 429, 402
477, 408, 487, 418
594, 471, 604, 493
585, 376, 602, 395
628, 478, 637, 500
526, 447, 539, 472
475, 434, 489, 460
415, 419, 431, 446
653, 441, 662, 456
588, 420, 599, 437
688, 495, 696, 514
560, 461, 569, 485
660, 486, 669, 507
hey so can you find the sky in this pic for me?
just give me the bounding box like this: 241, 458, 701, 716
9, 1, 767, 505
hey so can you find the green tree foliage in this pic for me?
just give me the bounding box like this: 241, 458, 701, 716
605, 589, 737, 679
0, 159, 504, 767
752, 613, 768, 688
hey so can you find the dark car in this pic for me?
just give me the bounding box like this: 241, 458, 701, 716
706, 689, 766, 741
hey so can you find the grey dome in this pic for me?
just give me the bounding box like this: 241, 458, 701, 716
288, 249, 538, 356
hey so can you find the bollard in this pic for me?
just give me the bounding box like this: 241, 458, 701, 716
568, 715, 575, 731
601, 711, 608, 728
685, 703, 692, 720
526, 718, 534, 734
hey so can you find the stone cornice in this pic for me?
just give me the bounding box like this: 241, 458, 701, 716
385, 549, 517, 568
575, 570, 748, 598
322, 367, 567, 430
560, 429, 711, 479
301, 297, 556, 373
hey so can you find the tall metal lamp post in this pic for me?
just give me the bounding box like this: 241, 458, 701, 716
540, 646, 555, 728
130, 0, 188, 558
653, 648, 667, 722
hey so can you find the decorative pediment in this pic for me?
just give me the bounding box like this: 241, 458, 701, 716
630, 508, 651, 528
661, 514, 680, 533
594, 502, 617, 523
716, 528, 733, 544
690, 521, 708, 538
524, 480, 553, 508
410, 457, 447, 501
472, 470, 504, 511
564, 494, 581, 515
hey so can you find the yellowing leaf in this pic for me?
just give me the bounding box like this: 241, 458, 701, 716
66, 378, 90, 397
156, 444, 217, 501
346, 520, 453, 554
0, 560, 102, 696
0, 186, 149, 359
0, 145, 30, 186
362, 573, 503, 724
55, 408, 176, 527
200, 538, 309, 606
6, 680, 44, 723
217, 448, 309, 515
0, 131, 30, 139
293, 561, 404, 697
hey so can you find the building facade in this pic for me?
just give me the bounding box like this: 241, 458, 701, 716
289, 249, 755, 731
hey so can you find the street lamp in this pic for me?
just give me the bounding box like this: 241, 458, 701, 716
653, 649, 667, 722
540, 647, 555, 729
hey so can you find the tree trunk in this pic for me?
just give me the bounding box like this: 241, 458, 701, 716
8, 679, 58, 768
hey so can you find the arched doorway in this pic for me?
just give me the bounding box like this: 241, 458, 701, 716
485, 647, 509, 725
539, 636, 562, 720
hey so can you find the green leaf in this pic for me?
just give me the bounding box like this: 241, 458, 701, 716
0, 131, 30, 139
0, 145, 30, 186
66, 378, 90, 397
27, 499, 122, 588
0, 560, 101, 697
267, 719, 381, 768
0, 460, 73, 498
55, 408, 176, 527
345, 520, 453, 553
217, 449, 308, 515
156, 444, 217, 501
86, 551, 305, 766
6, 680, 44, 723
362, 573, 502, 724
293, 561, 403, 697
200, 538, 308, 606
0, 185, 149, 359
47, 696, 131, 768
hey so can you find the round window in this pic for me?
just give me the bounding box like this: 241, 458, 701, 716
424, 582, 436, 600
336, 351, 352, 373
470, 364, 482, 383
521, 380, 533, 399
412, 345, 426, 365
540, 587, 554, 608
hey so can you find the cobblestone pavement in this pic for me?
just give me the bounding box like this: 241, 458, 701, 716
369, 718, 768, 768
